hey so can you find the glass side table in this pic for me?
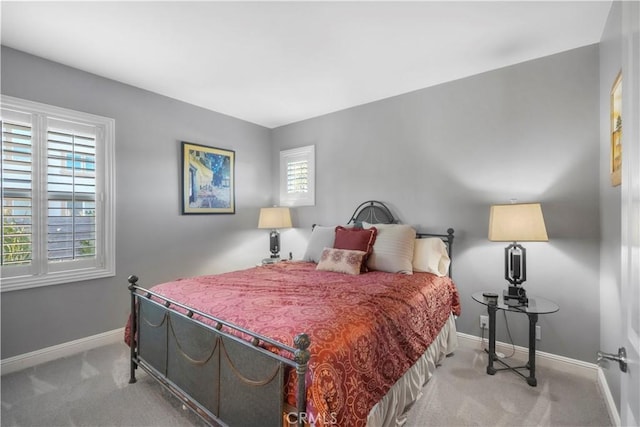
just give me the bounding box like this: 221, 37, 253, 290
472, 291, 559, 386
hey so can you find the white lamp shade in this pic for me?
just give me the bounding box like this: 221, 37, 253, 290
258, 207, 292, 229
488, 203, 548, 242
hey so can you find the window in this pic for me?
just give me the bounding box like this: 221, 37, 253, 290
279, 145, 315, 207
1, 96, 115, 291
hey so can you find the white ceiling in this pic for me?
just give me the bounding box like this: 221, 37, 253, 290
1, 1, 612, 129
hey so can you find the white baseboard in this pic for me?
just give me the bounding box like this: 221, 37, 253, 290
457, 332, 598, 379
597, 364, 622, 426
1, 327, 125, 376
457, 332, 620, 425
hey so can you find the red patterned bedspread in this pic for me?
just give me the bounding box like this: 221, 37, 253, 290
130, 261, 460, 426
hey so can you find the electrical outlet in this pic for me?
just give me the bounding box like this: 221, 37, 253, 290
536, 325, 541, 340
480, 315, 489, 329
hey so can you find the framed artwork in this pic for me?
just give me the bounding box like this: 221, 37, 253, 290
610, 71, 622, 187
181, 141, 235, 214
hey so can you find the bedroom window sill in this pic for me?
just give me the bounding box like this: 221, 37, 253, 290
0, 266, 116, 292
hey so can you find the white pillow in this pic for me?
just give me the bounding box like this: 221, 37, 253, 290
413, 237, 451, 277
362, 222, 416, 274
302, 226, 337, 263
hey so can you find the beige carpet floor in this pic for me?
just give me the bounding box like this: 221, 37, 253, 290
1, 341, 612, 426
405, 345, 612, 426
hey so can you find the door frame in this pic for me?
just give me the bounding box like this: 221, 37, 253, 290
620, 2, 640, 426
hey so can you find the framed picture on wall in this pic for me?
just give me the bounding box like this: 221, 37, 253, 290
610, 71, 622, 187
181, 141, 235, 214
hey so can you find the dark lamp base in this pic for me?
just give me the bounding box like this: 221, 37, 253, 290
504, 286, 528, 306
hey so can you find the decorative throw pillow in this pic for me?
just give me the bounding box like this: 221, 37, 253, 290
362, 222, 416, 274
413, 237, 451, 277
334, 226, 377, 252
333, 226, 377, 271
303, 225, 338, 263
316, 247, 366, 275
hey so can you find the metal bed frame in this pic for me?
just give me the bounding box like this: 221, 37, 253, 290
127, 201, 454, 426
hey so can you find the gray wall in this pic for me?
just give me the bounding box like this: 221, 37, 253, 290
1, 44, 603, 364
1, 47, 273, 359
272, 45, 601, 362
599, 1, 623, 412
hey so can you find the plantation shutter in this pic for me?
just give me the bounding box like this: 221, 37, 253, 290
279, 145, 315, 207
286, 158, 309, 194
2, 96, 115, 291
46, 119, 97, 263
1, 112, 33, 267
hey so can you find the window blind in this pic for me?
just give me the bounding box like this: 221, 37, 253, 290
1, 95, 116, 291
46, 128, 97, 262
279, 145, 315, 207
286, 159, 309, 194
1, 120, 33, 266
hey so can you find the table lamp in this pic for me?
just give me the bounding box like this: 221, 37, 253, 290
258, 207, 292, 262
488, 202, 548, 305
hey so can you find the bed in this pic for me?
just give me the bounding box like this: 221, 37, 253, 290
125, 201, 460, 426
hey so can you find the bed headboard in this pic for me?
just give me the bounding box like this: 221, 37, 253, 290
347, 200, 398, 225
347, 200, 455, 276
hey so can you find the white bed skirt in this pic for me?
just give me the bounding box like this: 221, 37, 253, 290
366, 314, 458, 427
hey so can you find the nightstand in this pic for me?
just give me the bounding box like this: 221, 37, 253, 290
472, 291, 559, 386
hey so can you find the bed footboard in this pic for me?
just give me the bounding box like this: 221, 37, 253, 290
127, 275, 310, 427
